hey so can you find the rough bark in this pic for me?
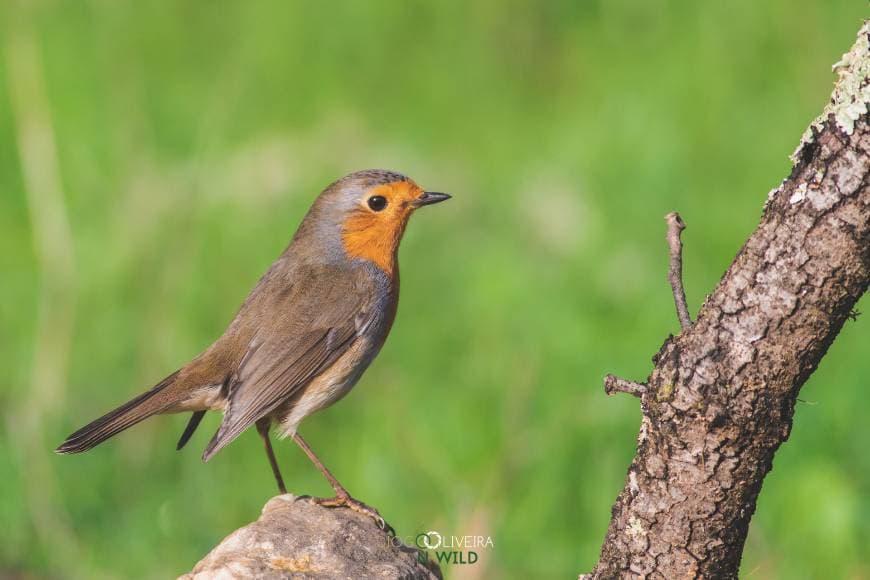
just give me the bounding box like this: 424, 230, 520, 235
584, 21, 870, 579
182, 495, 441, 579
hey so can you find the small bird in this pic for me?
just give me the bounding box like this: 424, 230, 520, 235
57, 169, 450, 527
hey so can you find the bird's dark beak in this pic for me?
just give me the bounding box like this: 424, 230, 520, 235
412, 191, 451, 208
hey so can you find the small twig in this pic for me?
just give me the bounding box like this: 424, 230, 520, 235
665, 212, 692, 330
603, 374, 647, 398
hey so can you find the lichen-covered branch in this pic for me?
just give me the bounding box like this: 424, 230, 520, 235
584, 20, 870, 579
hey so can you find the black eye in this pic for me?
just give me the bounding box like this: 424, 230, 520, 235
367, 195, 388, 212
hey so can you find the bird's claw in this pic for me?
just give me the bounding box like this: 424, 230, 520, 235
307, 493, 394, 535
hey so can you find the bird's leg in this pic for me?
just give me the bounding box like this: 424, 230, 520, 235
256, 418, 287, 494
292, 432, 392, 533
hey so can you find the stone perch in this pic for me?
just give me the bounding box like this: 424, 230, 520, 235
181, 495, 441, 579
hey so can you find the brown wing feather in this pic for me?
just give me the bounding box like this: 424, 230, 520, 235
201, 266, 375, 461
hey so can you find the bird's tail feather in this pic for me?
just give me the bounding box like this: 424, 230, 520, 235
56, 370, 181, 454
176, 410, 206, 451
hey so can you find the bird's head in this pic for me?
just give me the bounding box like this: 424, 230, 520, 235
301, 169, 450, 274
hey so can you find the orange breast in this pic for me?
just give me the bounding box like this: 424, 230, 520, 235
342, 211, 404, 274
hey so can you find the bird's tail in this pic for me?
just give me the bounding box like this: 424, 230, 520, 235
55, 370, 182, 454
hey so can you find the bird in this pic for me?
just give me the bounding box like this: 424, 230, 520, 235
56, 169, 450, 528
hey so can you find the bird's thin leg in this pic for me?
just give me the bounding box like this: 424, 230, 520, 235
292, 432, 392, 533
291, 432, 348, 496
256, 418, 287, 494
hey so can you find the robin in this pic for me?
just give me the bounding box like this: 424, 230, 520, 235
56, 169, 450, 528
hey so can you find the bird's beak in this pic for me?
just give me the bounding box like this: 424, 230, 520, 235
411, 191, 452, 208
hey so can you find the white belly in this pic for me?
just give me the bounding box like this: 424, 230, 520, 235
276, 338, 375, 437
167, 384, 225, 413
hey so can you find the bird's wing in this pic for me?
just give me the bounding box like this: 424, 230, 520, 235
201, 267, 378, 461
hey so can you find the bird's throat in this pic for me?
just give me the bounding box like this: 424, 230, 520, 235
341, 212, 406, 275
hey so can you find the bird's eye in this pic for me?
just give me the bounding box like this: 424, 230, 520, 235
367, 196, 388, 212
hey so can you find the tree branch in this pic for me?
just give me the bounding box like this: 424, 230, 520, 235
584, 21, 870, 578
604, 374, 647, 398
665, 212, 692, 330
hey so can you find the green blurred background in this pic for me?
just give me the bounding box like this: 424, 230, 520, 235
2, 1, 868, 578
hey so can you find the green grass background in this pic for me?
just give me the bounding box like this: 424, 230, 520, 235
2, 1, 868, 578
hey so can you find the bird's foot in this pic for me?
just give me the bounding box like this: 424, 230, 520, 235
302, 492, 394, 535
